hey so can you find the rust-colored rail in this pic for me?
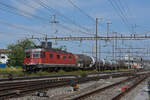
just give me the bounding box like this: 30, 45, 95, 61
71, 76, 136, 100
111, 75, 148, 100
71, 74, 149, 100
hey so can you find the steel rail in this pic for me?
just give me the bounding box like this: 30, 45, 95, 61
0, 71, 149, 99
70, 74, 149, 100
0, 72, 137, 99
111, 75, 148, 100
0, 74, 77, 82
70, 76, 137, 100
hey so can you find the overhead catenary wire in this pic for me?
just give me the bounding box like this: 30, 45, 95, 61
109, 0, 130, 29
0, 20, 46, 35
0, 1, 52, 36
117, 0, 129, 19
67, 0, 95, 23
0, 1, 50, 22
14, 0, 51, 18
16, 0, 52, 17
67, 0, 96, 33
57, 23, 94, 36
17, 0, 95, 35
107, 0, 131, 32
121, 0, 136, 25
0, 31, 28, 36
33, 0, 93, 33
0, 1, 95, 36
66, 0, 106, 36
117, 0, 136, 29
113, 0, 131, 26
0, 6, 92, 36
0, 6, 52, 29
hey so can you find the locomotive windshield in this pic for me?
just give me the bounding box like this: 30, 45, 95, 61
32, 52, 41, 58
32, 51, 45, 58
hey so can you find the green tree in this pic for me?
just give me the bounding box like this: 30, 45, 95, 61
7, 39, 35, 66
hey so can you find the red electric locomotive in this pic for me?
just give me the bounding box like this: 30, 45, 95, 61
24, 42, 95, 72
24, 48, 78, 72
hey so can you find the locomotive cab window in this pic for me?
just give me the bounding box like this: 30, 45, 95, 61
32, 52, 41, 58
49, 54, 53, 59
57, 55, 60, 59
68, 56, 72, 60
25, 52, 30, 58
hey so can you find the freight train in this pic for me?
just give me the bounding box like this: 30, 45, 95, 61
23, 45, 95, 72
23, 42, 128, 72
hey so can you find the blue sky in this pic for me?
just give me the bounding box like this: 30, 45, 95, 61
0, 0, 150, 60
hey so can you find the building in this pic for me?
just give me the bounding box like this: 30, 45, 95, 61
0, 49, 9, 64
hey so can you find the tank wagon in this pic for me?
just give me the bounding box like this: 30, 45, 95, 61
95, 59, 129, 71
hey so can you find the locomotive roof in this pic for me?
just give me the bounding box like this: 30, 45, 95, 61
25, 48, 73, 54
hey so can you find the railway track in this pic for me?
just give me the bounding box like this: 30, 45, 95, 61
0, 69, 145, 82
0, 71, 149, 100
111, 75, 148, 100
70, 74, 149, 100
0, 77, 73, 99
0, 74, 77, 82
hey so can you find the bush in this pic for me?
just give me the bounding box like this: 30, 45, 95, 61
0, 67, 24, 78
37, 71, 50, 76
80, 72, 88, 78
0, 67, 97, 78
58, 70, 66, 75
